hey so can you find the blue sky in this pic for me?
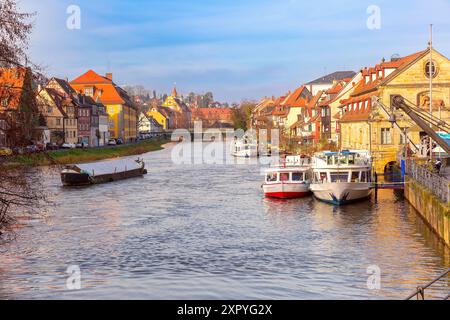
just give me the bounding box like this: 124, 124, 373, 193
21, 0, 450, 102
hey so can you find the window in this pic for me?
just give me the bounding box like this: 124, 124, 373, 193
351, 172, 360, 182
399, 128, 407, 144
381, 128, 392, 144
1, 98, 8, 107
280, 173, 290, 182
292, 172, 304, 181
330, 172, 349, 183
425, 61, 438, 78
266, 173, 278, 182
85, 87, 94, 97
56, 118, 61, 126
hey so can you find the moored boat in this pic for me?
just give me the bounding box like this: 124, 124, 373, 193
61, 158, 147, 186
231, 135, 258, 158
262, 156, 311, 199
309, 150, 372, 205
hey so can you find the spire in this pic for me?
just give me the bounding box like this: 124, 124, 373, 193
172, 87, 178, 97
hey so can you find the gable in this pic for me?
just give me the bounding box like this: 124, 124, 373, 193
385, 49, 450, 86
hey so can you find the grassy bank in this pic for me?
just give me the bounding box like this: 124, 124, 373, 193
5, 139, 170, 167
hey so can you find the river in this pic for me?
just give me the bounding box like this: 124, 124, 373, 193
0, 142, 449, 299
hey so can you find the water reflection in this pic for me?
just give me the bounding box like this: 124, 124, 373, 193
0, 143, 449, 299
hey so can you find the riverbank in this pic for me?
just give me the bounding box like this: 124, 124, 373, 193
3, 139, 170, 167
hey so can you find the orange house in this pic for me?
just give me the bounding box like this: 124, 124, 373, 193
70, 70, 137, 142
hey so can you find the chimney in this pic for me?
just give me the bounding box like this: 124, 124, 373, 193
106, 73, 113, 81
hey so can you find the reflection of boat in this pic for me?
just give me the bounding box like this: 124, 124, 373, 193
61, 158, 147, 186
262, 156, 311, 199
309, 150, 372, 205
231, 136, 258, 158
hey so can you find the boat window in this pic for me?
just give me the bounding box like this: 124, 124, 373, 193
348, 155, 355, 165
319, 172, 328, 183
327, 156, 333, 165
338, 156, 348, 165
330, 172, 349, 183
351, 171, 360, 182
280, 173, 290, 182
292, 172, 303, 181
266, 173, 278, 182
361, 171, 367, 182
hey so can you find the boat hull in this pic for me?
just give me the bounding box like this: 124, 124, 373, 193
263, 183, 311, 199
309, 182, 372, 205
61, 168, 146, 186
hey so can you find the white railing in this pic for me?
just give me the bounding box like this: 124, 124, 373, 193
405, 159, 450, 203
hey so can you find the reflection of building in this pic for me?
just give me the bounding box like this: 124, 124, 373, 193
70, 70, 137, 142
191, 107, 234, 128
339, 48, 450, 172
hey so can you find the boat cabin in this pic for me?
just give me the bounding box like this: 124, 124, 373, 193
312, 170, 372, 184
265, 169, 310, 184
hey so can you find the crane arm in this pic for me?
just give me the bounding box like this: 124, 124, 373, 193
392, 95, 450, 155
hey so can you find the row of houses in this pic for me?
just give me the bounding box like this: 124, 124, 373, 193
252, 47, 450, 173
144, 87, 234, 131
0, 68, 139, 148
0, 66, 236, 149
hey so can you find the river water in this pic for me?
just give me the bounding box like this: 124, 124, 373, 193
0, 142, 449, 299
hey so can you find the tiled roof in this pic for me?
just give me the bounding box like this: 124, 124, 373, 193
192, 107, 233, 121
70, 70, 112, 85
351, 50, 427, 97
70, 70, 134, 107
306, 71, 356, 85
282, 85, 311, 107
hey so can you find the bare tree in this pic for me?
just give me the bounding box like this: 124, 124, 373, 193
0, 0, 46, 236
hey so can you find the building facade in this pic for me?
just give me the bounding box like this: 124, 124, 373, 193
70, 70, 137, 142
339, 48, 450, 173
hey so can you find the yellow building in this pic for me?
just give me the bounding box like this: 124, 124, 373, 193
339, 48, 450, 173
161, 87, 191, 129
147, 106, 171, 130
70, 70, 137, 142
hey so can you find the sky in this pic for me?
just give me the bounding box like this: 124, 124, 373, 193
20, 0, 450, 103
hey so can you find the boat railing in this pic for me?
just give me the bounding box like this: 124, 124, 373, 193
270, 159, 311, 168
405, 268, 450, 300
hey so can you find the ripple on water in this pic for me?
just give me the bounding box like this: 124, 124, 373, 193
0, 144, 449, 299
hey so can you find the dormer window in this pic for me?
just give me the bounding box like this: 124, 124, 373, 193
84, 87, 94, 97
1, 98, 8, 107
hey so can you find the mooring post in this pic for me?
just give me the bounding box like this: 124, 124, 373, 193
374, 171, 378, 200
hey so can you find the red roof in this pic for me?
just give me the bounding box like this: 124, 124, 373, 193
192, 107, 233, 121
70, 70, 133, 107
70, 70, 112, 85
351, 50, 427, 97
282, 85, 311, 107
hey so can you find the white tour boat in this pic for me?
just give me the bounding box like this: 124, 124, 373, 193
309, 150, 372, 205
231, 136, 258, 158
262, 156, 311, 199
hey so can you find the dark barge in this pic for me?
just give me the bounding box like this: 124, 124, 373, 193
61, 158, 147, 186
